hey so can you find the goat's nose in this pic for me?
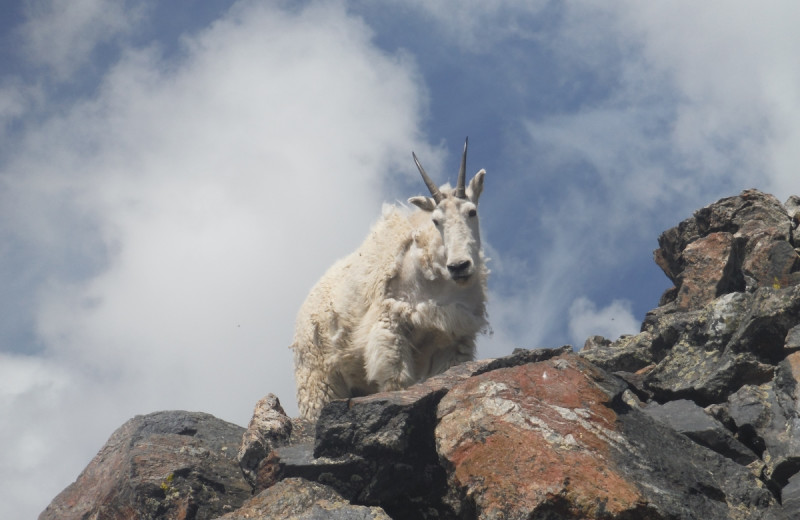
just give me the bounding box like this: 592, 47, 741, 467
447, 260, 472, 276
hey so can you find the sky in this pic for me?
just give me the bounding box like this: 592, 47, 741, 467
1, 1, 799, 517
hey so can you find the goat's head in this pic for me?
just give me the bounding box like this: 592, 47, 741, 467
409, 138, 486, 284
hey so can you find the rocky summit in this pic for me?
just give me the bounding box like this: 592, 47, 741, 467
41, 189, 800, 519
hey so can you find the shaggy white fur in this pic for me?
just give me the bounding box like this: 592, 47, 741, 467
291, 165, 488, 421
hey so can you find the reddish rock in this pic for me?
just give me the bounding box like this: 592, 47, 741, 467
314, 346, 573, 460
655, 189, 798, 306
436, 355, 649, 518
436, 354, 781, 519
307, 346, 572, 519
675, 231, 738, 309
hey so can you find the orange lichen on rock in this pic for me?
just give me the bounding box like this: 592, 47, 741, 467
437, 355, 650, 518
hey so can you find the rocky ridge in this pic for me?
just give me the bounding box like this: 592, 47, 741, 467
40, 189, 800, 519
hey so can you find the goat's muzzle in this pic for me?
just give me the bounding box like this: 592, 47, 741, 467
447, 260, 473, 282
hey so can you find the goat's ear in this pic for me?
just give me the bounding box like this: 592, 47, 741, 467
467, 169, 485, 203
409, 196, 436, 212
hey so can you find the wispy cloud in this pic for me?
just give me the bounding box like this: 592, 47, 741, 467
392, 0, 552, 50
17, 0, 144, 80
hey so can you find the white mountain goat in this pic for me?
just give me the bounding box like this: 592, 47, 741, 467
291, 138, 489, 420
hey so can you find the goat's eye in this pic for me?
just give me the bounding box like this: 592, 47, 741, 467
468, 208, 477, 217
432, 218, 441, 227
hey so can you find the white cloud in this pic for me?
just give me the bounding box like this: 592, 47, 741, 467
19, 0, 428, 415
510, 2, 800, 345
1, 2, 430, 517
568, 297, 639, 348
0, 354, 96, 516
588, 1, 800, 201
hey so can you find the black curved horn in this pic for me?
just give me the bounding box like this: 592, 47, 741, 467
412, 151, 444, 203
455, 137, 468, 199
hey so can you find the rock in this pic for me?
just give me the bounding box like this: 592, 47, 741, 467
784, 195, 800, 228
786, 324, 800, 352
725, 383, 772, 455
643, 399, 758, 465
39, 411, 251, 520
613, 364, 656, 402
581, 192, 800, 511
304, 346, 572, 518
727, 286, 800, 361
581, 331, 662, 373
742, 234, 800, 290
675, 231, 741, 309
654, 189, 796, 300
725, 352, 800, 489
781, 472, 800, 516
582, 334, 611, 351
587, 281, 800, 407
237, 394, 293, 491
214, 478, 391, 520
475, 344, 574, 374
643, 338, 773, 405
313, 346, 571, 468
276, 442, 368, 494
585, 290, 779, 406
312, 386, 449, 518
436, 354, 782, 519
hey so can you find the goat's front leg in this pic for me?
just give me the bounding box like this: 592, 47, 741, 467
363, 310, 416, 392
426, 338, 476, 379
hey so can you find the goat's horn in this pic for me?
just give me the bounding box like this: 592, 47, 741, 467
412, 151, 444, 204
456, 137, 468, 199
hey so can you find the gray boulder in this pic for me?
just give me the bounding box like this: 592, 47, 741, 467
39, 411, 251, 520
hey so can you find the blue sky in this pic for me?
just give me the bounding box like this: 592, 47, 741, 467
2, 1, 800, 517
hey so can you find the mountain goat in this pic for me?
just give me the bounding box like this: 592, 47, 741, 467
291, 138, 488, 420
